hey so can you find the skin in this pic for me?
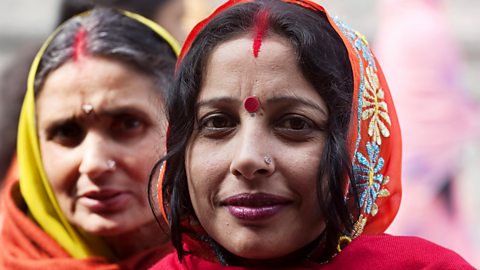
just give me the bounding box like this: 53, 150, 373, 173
186, 34, 329, 261
36, 56, 167, 255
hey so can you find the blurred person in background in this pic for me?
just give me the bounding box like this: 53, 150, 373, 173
0, 8, 179, 269
0, 0, 186, 184
375, 0, 480, 267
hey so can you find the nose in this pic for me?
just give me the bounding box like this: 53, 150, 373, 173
229, 125, 275, 180
78, 132, 116, 179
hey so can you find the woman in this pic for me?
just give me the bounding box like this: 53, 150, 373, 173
0, 8, 179, 269
149, 0, 474, 268
0, 0, 186, 185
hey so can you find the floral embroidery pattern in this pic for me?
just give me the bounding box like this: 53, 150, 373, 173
334, 17, 393, 237
362, 66, 391, 145
354, 31, 376, 69
354, 142, 389, 216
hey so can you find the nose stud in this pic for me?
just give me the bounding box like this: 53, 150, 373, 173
106, 159, 116, 170
82, 103, 94, 114
264, 155, 272, 165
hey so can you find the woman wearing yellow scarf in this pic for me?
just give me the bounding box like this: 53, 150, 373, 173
0, 8, 179, 269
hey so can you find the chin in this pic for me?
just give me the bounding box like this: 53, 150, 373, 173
74, 216, 128, 236
85, 226, 126, 236
226, 239, 283, 260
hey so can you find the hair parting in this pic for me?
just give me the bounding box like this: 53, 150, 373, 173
252, 8, 270, 57
73, 27, 87, 61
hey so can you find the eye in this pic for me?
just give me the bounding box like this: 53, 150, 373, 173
47, 121, 84, 147
279, 116, 312, 130
111, 114, 146, 139
198, 113, 236, 138
277, 115, 315, 130
274, 114, 321, 140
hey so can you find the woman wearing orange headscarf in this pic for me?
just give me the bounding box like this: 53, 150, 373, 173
0, 8, 179, 269
148, 0, 473, 268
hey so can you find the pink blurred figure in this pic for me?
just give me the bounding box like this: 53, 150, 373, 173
375, 0, 479, 266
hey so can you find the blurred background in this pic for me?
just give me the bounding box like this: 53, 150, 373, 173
0, 0, 479, 267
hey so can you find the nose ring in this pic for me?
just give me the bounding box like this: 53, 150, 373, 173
264, 155, 272, 165
106, 159, 116, 170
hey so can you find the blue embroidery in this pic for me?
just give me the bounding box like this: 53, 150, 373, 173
332, 17, 365, 161
353, 142, 385, 215
332, 17, 390, 221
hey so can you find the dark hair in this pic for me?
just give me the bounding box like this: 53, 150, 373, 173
34, 8, 177, 98
57, 0, 170, 25
161, 0, 356, 265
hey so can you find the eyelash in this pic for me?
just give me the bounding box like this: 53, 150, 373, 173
46, 114, 147, 146
273, 114, 323, 140
197, 113, 237, 138
196, 112, 324, 140
47, 121, 85, 147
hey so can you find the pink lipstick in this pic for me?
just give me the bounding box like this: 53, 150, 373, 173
221, 193, 291, 221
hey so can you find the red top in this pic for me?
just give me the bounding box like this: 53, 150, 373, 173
150, 234, 474, 270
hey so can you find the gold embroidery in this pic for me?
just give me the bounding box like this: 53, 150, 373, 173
378, 176, 391, 198
362, 67, 391, 145
352, 215, 367, 239
337, 235, 352, 252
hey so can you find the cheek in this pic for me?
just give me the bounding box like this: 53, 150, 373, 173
288, 142, 324, 174
39, 141, 75, 195
186, 140, 228, 213
284, 143, 325, 198
128, 130, 165, 182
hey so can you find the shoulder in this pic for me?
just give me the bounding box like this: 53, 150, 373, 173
329, 234, 474, 269
149, 252, 183, 270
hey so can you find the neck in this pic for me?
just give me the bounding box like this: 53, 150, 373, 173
103, 221, 170, 260
226, 232, 326, 267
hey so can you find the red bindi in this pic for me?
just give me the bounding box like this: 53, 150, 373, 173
243, 96, 260, 113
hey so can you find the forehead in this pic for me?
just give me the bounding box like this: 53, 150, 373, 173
36, 56, 161, 120
199, 34, 323, 103
207, 33, 295, 70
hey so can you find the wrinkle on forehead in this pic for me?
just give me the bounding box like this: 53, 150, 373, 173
202, 34, 297, 100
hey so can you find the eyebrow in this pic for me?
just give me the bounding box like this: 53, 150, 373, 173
42, 106, 151, 128
266, 96, 328, 117
196, 95, 327, 117
95, 106, 151, 119
196, 97, 240, 109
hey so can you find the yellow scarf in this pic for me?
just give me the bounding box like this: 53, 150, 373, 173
17, 10, 179, 259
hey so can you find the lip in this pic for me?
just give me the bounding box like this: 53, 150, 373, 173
77, 189, 131, 213
221, 193, 292, 221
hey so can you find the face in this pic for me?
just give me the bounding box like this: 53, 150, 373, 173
186, 34, 328, 260
154, 0, 186, 43
36, 56, 166, 236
